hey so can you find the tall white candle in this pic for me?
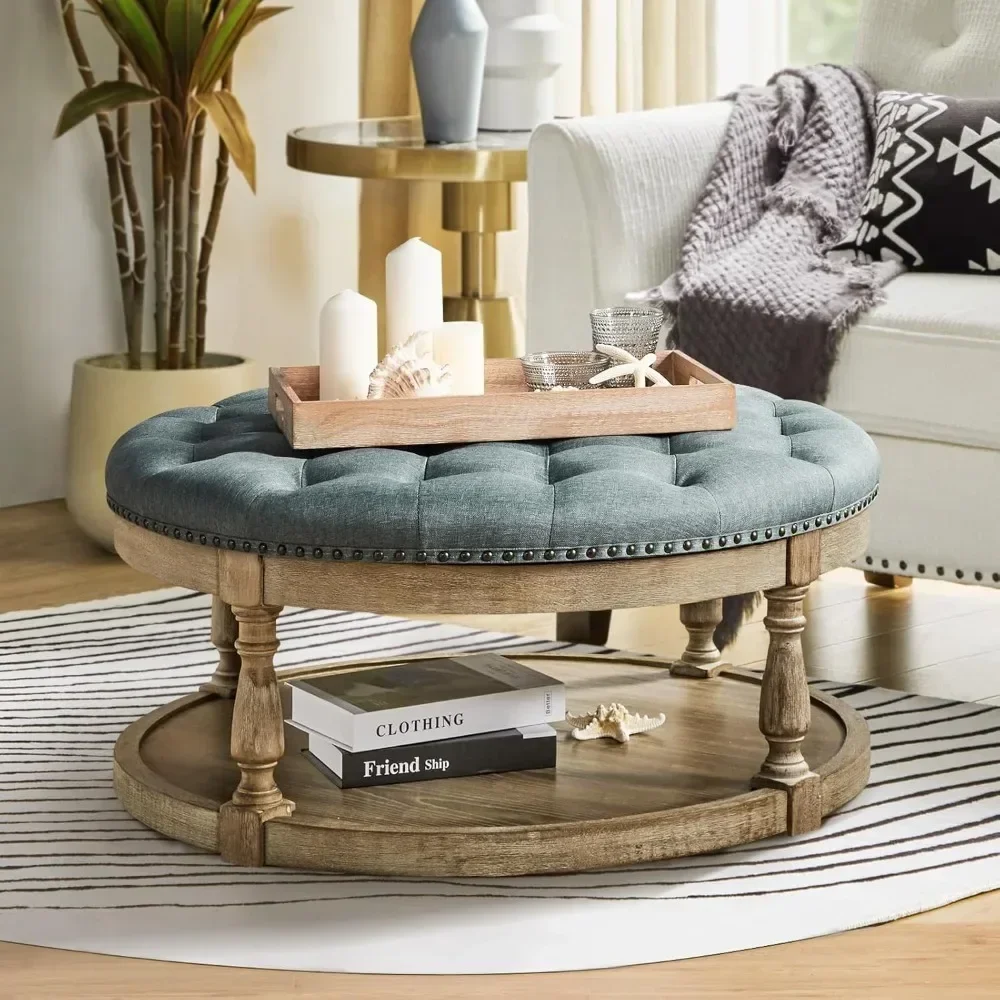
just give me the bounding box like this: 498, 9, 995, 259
430, 321, 485, 396
385, 237, 443, 353
319, 290, 379, 401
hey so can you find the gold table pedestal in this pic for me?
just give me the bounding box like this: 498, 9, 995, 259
442, 180, 517, 358
287, 117, 529, 359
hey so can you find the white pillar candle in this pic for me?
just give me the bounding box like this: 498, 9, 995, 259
385, 237, 444, 353
319, 290, 379, 401
430, 321, 486, 396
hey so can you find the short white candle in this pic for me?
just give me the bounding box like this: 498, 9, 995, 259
319, 290, 379, 401
385, 237, 444, 353
429, 321, 485, 396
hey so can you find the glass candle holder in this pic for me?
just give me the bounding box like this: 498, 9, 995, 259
590, 306, 664, 387
520, 352, 609, 390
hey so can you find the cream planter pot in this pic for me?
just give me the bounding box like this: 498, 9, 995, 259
67, 353, 260, 551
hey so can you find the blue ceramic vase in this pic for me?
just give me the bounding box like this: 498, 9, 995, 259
411, 0, 488, 143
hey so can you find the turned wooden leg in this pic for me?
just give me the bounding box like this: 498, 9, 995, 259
669, 599, 729, 678
864, 571, 912, 589
200, 597, 241, 698
218, 604, 294, 866
556, 610, 612, 646
751, 584, 821, 835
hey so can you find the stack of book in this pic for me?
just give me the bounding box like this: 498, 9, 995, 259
286, 652, 566, 788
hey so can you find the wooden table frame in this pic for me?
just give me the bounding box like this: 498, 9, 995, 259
113, 512, 870, 868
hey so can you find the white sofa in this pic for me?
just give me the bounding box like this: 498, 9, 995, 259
527, 0, 1000, 590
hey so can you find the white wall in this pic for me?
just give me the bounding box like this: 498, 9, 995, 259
0, 1, 360, 508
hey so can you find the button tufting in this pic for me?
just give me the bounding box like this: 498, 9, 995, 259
104, 389, 880, 569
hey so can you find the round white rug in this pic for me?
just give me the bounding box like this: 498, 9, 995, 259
2, 589, 1000, 975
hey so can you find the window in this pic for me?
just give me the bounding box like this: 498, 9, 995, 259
787, 0, 863, 67
714, 0, 863, 95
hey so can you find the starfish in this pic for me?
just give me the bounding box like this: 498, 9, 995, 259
589, 344, 672, 388
565, 703, 666, 743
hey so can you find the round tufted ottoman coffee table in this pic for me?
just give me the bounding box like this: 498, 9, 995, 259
107, 385, 879, 876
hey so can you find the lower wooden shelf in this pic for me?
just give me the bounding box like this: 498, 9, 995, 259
113, 653, 869, 877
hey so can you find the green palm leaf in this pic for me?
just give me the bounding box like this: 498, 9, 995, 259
247, 5, 290, 33
194, 89, 256, 191
85, 0, 168, 88
164, 0, 204, 86
192, 0, 261, 92
55, 80, 160, 137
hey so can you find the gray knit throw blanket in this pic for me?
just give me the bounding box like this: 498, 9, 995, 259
651, 65, 903, 647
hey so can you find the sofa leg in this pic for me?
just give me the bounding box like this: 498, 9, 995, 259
864, 571, 912, 589
556, 610, 612, 647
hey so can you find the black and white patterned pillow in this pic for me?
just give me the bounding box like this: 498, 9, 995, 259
834, 91, 1000, 273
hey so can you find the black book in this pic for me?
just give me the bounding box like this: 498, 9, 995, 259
292, 721, 557, 789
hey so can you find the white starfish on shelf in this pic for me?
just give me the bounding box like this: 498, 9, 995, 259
589, 344, 672, 388
566, 703, 666, 743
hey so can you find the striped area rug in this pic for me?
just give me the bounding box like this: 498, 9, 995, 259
2, 589, 1000, 975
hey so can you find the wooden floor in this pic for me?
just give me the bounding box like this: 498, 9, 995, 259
3, 500, 1000, 998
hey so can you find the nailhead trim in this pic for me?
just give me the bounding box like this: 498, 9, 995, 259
858, 552, 1000, 587
105, 484, 884, 569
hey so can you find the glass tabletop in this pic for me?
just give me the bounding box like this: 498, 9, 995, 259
287, 117, 529, 182
291, 116, 532, 153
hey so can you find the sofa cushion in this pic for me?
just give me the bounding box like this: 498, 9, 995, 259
826, 272, 1000, 449
105, 387, 879, 565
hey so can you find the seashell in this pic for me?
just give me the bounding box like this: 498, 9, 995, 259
368, 332, 452, 400
565, 702, 666, 743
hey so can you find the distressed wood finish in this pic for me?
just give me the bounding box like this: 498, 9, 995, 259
669, 599, 729, 678
200, 597, 240, 698
113, 654, 869, 877
268, 351, 735, 450
114, 511, 870, 618
111, 509, 871, 869
218, 604, 294, 866
555, 610, 612, 646
751, 585, 822, 834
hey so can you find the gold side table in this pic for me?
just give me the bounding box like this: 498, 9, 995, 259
287, 117, 528, 358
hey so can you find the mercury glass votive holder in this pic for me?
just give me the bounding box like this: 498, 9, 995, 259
590, 306, 664, 387
520, 352, 609, 390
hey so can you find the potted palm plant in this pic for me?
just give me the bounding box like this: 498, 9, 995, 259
56, 0, 288, 548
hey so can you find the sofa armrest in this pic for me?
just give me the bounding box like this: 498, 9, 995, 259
526, 102, 732, 352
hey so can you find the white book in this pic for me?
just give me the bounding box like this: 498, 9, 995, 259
286, 653, 565, 752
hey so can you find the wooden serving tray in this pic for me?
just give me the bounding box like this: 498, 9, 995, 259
268, 350, 735, 450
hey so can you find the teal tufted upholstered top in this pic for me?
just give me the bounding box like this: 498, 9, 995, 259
105, 386, 880, 565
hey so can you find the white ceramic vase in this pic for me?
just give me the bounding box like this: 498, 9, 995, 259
478, 0, 563, 132
66, 353, 260, 551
